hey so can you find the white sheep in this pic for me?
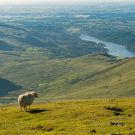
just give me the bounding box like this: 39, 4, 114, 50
18, 91, 38, 112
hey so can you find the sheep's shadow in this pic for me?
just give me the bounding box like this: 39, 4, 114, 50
28, 108, 50, 114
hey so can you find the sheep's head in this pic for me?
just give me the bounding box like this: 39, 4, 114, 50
31, 91, 38, 98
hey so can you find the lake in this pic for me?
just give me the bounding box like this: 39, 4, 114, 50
80, 34, 135, 58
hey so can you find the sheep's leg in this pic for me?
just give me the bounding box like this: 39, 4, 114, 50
24, 107, 27, 112
18, 104, 22, 112
18, 106, 22, 111
19, 101, 24, 112
28, 105, 31, 110
20, 107, 22, 112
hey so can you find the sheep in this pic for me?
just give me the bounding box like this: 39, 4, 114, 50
18, 91, 38, 112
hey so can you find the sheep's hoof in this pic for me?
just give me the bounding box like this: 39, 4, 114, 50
24, 108, 27, 112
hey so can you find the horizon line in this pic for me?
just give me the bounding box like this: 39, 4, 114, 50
0, 0, 135, 6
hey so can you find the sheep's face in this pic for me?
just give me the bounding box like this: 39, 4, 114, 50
31, 91, 38, 98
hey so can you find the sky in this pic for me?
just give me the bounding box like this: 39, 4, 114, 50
0, 0, 135, 5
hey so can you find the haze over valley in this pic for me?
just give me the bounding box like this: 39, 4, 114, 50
0, 3, 135, 103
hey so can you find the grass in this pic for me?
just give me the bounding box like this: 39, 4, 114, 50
0, 52, 135, 103
0, 98, 135, 135
0, 54, 119, 99
58, 57, 135, 99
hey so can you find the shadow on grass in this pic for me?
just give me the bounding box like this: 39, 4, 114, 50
28, 108, 50, 114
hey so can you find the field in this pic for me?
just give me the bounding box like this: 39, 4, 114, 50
0, 98, 135, 135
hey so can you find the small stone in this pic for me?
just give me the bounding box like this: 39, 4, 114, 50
90, 129, 96, 134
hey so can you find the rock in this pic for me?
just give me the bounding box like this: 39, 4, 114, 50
90, 129, 96, 134
110, 122, 124, 126
105, 106, 123, 112
112, 111, 121, 116
104, 106, 123, 116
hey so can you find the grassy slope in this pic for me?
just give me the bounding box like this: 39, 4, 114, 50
0, 52, 135, 101
0, 98, 135, 135
60, 57, 135, 99
0, 53, 120, 100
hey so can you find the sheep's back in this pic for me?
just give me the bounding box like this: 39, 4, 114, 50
26, 94, 35, 105
18, 94, 35, 107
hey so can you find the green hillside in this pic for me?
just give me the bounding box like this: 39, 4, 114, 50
60, 57, 135, 99
0, 77, 21, 96
0, 98, 135, 135
0, 51, 135, 103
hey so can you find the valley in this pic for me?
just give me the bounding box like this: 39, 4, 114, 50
0, 4, 135, 103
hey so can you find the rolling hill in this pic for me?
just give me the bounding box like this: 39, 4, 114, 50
0, 52, 135, 103
0, 78, 21, 96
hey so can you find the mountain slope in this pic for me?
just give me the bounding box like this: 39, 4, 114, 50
0, 52, 135, 102
60, 57, 135, 99
0, 98, 135, 135
0, 78, 21, 96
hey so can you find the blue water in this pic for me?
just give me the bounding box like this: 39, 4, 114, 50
80, 34, 135, 58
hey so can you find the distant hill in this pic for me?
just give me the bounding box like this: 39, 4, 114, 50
0, 52, 135, 103
59, 57, 135, 99
0, 40, 14, 51
0, 78, 21, 96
